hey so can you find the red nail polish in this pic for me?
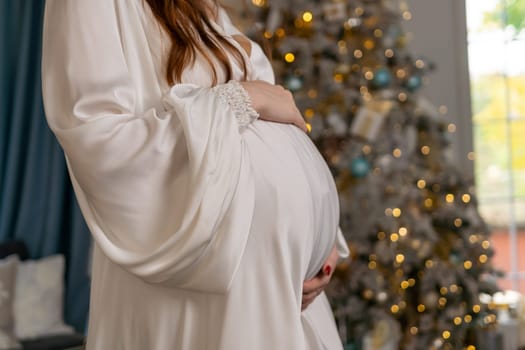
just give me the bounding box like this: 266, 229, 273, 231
324, 266, 331, 275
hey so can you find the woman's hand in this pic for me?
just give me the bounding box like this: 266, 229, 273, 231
240, 80, 307, 132
301, 245, 339, 311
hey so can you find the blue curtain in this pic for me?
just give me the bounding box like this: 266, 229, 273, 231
0, 0, 91, 332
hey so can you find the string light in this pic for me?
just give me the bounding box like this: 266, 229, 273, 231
485, 314, 497, 323
410, 327, 418, 335
464, 315, 473, 323
399, 227, 408, 236
284, 52, 295, 63
417, 179, 426, 189
396, 69, 407, 79
445, 194, 455, 203
417, 304, 425, 312
363, 289, 374, 299
392, 208, 402, 217
398, 92, 408, 102
395, 254, 405, 264
385, 49, 394, 58
462, 194, 471, 203
344, 19, 359, 30
453, 317, 462, 325
390, 233, 399, 242
275, 28, 285, 38
305, 89, 317, 100
251, 0, 266, 6
393, 148, 402, 158
302, 11, 313, 22
464, 260, 472, 269
472, 305, 481, 313
482, 240, 490, 249
421, 146, 431, 155
438, 297, 447, 307
304, 108, 315, 119
448, 123, 457, 133
377, 292, 388, 303
364, 39, 375, 50
391, 304, 400, 313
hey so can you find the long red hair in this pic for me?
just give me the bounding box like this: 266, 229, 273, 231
144, 0, 247, 86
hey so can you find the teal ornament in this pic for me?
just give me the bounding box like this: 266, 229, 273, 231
285, 75, 303, 92
443, 132, 453, 146
405, 75, 422, 92
344, 342, 358, 350
450, 253, 461, 265
372, 68, 392, 88
386, 25, 401, 40
350, 157, 370, 178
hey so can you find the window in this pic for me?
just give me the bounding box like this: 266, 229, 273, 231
466, 0, 525, 292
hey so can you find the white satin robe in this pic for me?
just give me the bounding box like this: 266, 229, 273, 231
42, 1, 349, 349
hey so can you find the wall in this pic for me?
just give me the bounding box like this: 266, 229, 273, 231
402, 0, 474, 177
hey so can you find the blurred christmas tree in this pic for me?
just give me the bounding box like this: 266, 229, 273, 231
241, 0, 501, 349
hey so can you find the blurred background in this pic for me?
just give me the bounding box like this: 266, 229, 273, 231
0, 0, 523, 349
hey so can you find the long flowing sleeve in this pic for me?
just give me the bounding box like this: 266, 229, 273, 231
42, 0, 256, 293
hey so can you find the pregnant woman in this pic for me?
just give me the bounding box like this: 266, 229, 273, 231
42, 0, 349, 349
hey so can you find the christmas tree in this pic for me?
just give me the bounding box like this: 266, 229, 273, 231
240, 0, 500, 348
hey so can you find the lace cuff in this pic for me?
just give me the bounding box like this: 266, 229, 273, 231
214, 80, 259, 129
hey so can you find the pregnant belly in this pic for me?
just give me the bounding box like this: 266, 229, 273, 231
242, 120, 339, 279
